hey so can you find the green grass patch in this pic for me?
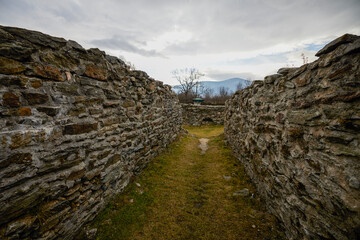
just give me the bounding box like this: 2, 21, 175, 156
90, 125, 284, 240
183, 125, 224, 138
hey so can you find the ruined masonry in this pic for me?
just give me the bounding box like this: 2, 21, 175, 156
225, 34, 360, 240
0, 26, 182, 239
181, 103, 225, 126
1, 25, 360, 240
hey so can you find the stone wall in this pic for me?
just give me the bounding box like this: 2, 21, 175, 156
181, 104, 225, 125
0, 26, 182, 240
224, 34, 360, 239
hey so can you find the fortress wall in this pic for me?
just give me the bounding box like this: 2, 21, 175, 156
0, 26, 182, 239
224, 34, 360, 239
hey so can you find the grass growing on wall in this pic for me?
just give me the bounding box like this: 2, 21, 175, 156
90, 125, 284, 240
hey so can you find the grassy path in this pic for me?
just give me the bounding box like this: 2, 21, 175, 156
91, 125, 284, 240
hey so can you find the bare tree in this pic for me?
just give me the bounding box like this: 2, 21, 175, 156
197, 82, 213, 98
172, 68, 204, 99
301, 53, 309, 65
236, 82, 244, 91
219, 87, 229, 98
203, 88, 214, 99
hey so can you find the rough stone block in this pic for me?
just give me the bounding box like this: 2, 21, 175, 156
315, 33, 359, 57
0, 152, 32, 168
36, 106, 59, 116
63, 123, 98, 135
0, 56, 26, 74
84, 64, 108, 81
29, 62, 63, 81
2, 92, 21, 107
10, 132, 32, 149
22, 92, 49, 105
18, 107, 31, 116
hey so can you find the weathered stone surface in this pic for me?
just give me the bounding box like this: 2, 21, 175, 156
2, 92, 21, 107
10, 132, 32, 149
63, 123, 98, 135
3, 26, 67, 48
0, 42, 34, 61
277, 67, 297, 75
122, 100, 136, 108
84, 64, 107, 81
0, 74, 29, 88
18, 107, 31, 116
22, 92, 49, 105
31, 79, 43, 88
0, 56, 26, 74
181, 104, 225, 126
0, 25, 182, 240
264, 73, 282, 84
0, 152, 32, 168
29, 62, 63, 81
36, 106, 59, 116
316, 33, 359, 57
39, 51, 79, 70
225, 34, 360, 240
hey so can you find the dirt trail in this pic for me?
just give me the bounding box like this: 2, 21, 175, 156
91, 125, 284, 240
198, 138, 209, 154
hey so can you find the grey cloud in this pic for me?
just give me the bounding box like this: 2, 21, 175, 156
47, 2, 84, 23
205, 69, 261, 81
163, 40, 203, 55
1, 0, 360, 56
91, 36, 164, 57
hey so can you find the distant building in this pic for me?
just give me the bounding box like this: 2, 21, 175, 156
192, 98, 204, 105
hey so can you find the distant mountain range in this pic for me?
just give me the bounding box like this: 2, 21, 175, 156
172, 78, 252, 96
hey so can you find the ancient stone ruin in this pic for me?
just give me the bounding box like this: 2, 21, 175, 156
225, 34, 360, 239
0, 25, 182, 239
0, 25, 359, 240
181, 103, 225, 126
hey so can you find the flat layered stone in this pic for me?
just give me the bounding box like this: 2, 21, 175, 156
18, 107, 31, 116
316, 33, 359, 57
84, 64, 108, 81
22, 92, 49, 105
29, 62, 63, 81
0, 42, 34, 61
63, 123, 98, 135
0, 56, 26, 74
36, 106, 59, 116
264, 74, 282, 84
2, 92, 21, 107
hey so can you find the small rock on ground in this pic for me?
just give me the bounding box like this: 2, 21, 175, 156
223, 175, 231, 180
233, 188, 249, 197
86, 228, 97, 240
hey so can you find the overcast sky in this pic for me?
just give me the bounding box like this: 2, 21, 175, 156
1, 0, 360, 85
